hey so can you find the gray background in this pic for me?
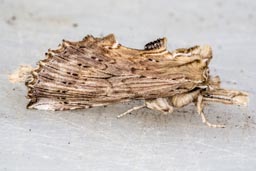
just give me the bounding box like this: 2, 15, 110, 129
0, 0, 256, 170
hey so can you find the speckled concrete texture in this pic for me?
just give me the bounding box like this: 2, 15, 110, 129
0, 0, 255, 170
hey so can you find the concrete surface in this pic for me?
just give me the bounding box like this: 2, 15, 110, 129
0, 0, 256, 170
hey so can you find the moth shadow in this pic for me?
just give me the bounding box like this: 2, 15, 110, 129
35, 100, 253, 130
96, 101, 253, 129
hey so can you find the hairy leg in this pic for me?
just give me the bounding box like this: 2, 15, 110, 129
117, 98, 173, 118
118, 90, 201, 118
118, 90, 225, 128
145, 98, 173, 114
117, 104, 146, 118
197, 94, 225, 128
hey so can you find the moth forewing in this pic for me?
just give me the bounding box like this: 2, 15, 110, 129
25, 34, 248, 127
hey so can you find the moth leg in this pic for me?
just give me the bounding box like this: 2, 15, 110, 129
145, 98, 173, 114
117, 104, 146, 118
197, 94, 225, 128
118, 98, 173, 118
170, 89, 201, 108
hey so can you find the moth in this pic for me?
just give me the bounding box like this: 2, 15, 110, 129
25, 34, 248, 128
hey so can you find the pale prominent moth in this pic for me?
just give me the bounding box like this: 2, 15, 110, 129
25, 34, 248, 127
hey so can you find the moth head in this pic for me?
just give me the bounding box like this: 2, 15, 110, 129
202, 89, 249, 106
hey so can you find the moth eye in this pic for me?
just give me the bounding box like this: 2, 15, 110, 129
64, 101, 68, 104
